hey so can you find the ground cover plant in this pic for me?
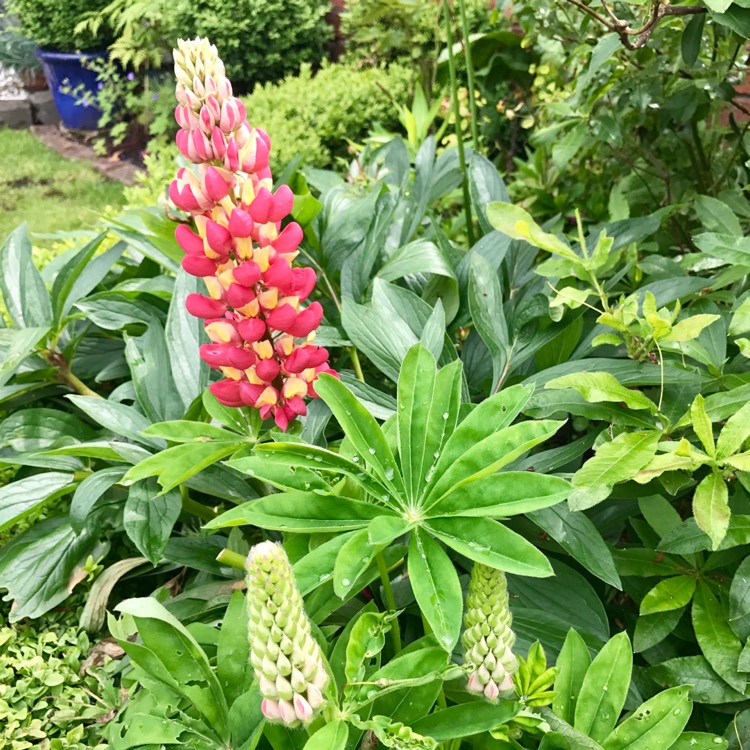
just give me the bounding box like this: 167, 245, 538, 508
1, 1, 750, 748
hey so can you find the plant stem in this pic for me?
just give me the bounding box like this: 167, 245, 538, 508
180, 485, 219, 522
376, 552, 402, 654
216, 548, 247, 570
441, 0, 475, 246
350, 347, 365, 382
59, 366, 102, 398
457, 0, 480, 151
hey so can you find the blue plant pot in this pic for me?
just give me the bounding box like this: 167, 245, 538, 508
36, 49, 106, 130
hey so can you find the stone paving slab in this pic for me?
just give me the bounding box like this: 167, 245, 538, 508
30, 125, 140, 186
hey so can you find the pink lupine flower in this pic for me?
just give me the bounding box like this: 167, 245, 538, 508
171, 38, 336, 431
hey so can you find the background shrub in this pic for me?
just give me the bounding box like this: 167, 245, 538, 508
163, 0, 331, 90
9, 0, 112, 51
243, 62, 413, 170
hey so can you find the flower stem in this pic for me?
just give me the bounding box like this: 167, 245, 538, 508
216, 548, 247, 570
376, 551, 402, 654
457, 0, 481, 151
441, 0, 475, 246
59, 367, 102, 398
350, 347, 365, 382
180, 485, 219, 522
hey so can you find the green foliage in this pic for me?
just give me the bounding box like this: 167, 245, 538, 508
163, 0, 331, 89
9, 0, 112, 51
242, 62, 413, 171
0, 606, 118, 750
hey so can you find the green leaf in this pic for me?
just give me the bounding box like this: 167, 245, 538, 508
716, 402, 750, 460
647, 656, 746, 705
569, 431, 661, 511
0, 327, 49, 388
0, 224, 53, 327
1, 408, 96, 452
369, 515, 411, 546
427, 419, 564, 503
690, 395, 715, 458
640, 576, 696, 616
703, 0, 732, 13
729, 297, 750, 337
681, 12, 706, 66
553, 628, 592, 724
344, 610, 396, 684
227, 455, 329, 492
729, 555, 750, 641
143, 420, 243, 442
398, 345, 438, 502
601, 685, 692, 750
70, 466, 126, 533
123, 479, 182, 565
217, 591, 250, 707
669, 734, 727, 750
661, 315, 720, 344
116, 596, 230, 739
431, 472, 570, 517
486, 202, 579, 260
333, 528, 375, 598
529, 504, 621, 588
378, 239, 456, 284
545, 372, 658, 413
303, 721, 348, 750
574, 632, 633, 743
427, 516, 553, 577
408, 529, 463, 651
67, 395, 165, 449
208, 492, 394, 532
0, 472, 74, 533
123, 441, 242, 494
468, 252, 509, 390
692, 581, 746, 693
692, 471, 730, 551
634, 609, 684, 653
315, 373, 404, 496
411, 700, 520, 741
166, 270, 211, 410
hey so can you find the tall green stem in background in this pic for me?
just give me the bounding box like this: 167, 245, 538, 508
441, 0, 475, 246
457, 0, 481, 151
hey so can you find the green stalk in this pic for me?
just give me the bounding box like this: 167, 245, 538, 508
216, 548, 247, 570
441, 0, 475, 246
376, 552, 402, 654
180, 485, 219, 522
457, 0, 480, 151
350, 347, 365, 383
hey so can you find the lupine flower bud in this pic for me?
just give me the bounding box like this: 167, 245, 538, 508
245, 542, 328, 727
462, 564, 518, 702
169, 38, 336, 431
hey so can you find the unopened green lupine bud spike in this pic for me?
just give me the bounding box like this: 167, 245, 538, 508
462, 564, 518, 701
245, 541, 328, 727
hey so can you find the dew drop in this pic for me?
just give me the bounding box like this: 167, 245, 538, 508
305, 454, 313, 460
672, 709, 681, 716
352, 455, 360, 463
314, 456, 322, 462
602, 686, 608, 692
368, 448, 376, 455
433, 451, 440, 459
341, 578, 351, 587
442, 412, 449, 420
385, 467, 395, 480
304, 482, 310, 489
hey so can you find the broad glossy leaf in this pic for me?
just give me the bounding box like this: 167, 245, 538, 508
378, 239, 456, 284
729, 555, 750, 641
303, 721, 348, 750
315, 373, 404, 496
528, 504, 621, 588
1, 408, 96, 452
716, 402, 750, 460
633, 608, 684, 653
124, 441, 242, 494
0, 516, 98, 621
0, 472, 74, 533
670, 733, 727, 750
333, 528, 375, 598
0, 224, 52, 327
545, 372, 657, 413
648, 656, 746, 705
143, 420, 241, 442
691, 395, 715, 457
574, 632, 632, 742
227, 455, 329, 492
208, 492, 394, 532
640, 576, 697, 616
0, 327, 49, 388
70, 466, 126, 532
693, 471, 730, 550
601, 686, 691, 750
569, 432, 660, 511
411, 700, 519, 741
427, 516, 553, 577
692, 581, 746, 693
553, 628, 592, 724
408, 529, 463, 651
123, 480, 182, 564
426, 419, 564, 504
292, 533, 355, 595
368, 515, 411, 546
217, 591, 250, 706
431, 472, 570, 518
660, 516, 750, 554
67, 395, 165, 450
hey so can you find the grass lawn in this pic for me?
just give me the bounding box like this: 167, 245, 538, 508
0, 128, 125, 242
